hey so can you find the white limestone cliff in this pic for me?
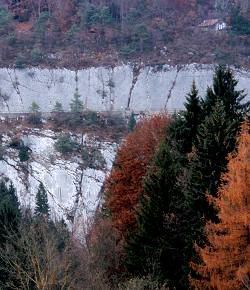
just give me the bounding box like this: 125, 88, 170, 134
0, 64, 249, 114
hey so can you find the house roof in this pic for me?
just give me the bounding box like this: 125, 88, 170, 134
198, 19, 222, 27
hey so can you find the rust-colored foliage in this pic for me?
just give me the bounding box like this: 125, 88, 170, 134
104, 113, 170, 239
190, 121, 250, 290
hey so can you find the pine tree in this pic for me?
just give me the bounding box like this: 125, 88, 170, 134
0, 180, 20, 243
182, 80, 202, 152
28, 101, 42, 124
69, 88, 84, 127
30, 101, 40, 113
190, 121, 250, 290
18, 146, 29, 162
188, 100, 237, 226
0, 180, 20, 286
168, 80, 202, 155
202, 65, 249, 124
34, 183, 50, 219
70, 88, 83, 113
52, 101, 64, 113
128, 112, 136, 132
125, 141, 189, 288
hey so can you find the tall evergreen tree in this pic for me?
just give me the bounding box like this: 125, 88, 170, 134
168, 80, 202, 156
202, 65, 249, 124
69, 88, 84, 126
182, 80, 202, 152
34, 183, 50, 219
0, 180, 20, 242
128, 112, 136, 132
125, 141, 189, 288
70, 88, 83, 113
190, 101, 236, 199
0, 179, 20, 287
52, 101, 64, 113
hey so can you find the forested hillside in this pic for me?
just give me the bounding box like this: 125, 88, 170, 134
0, 63, 249, 288
0, 0, 250, 68
0, 1, 250, 289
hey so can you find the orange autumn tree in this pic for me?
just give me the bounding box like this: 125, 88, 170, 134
104, 113, 170, 239
190, 121, 250, 290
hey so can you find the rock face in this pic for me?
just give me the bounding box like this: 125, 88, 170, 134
0, 63, 249, 227
0, 64, 249, 114
0, 128, 117, 228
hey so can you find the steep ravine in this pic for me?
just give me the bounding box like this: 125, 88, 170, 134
0, 128, 117, 228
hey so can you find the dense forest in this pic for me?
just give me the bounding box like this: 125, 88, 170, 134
0, 65, 249, 289
0, 0, 250, 67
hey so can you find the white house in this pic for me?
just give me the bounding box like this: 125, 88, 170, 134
198, 19, 227, 31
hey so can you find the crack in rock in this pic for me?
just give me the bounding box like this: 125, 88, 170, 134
7, 69, 24, 106
164, 65, 182, 110
107, 68, 115, 111
127, 64, 141, 110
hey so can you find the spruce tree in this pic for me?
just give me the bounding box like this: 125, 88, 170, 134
125, 141, 189, 288
202, 65, 249, 124
28, 101, 42, 124
128, 112, 136, 132
69, 88, 84, 126
168, 80, 202, 155
182, 80, 202, 152
70, 88, 83, 113
53, 101, 64, 113
0, 180, 20, 287
34, 183, 50, 219
0, 180, 20, 243
192, 101, 236, 196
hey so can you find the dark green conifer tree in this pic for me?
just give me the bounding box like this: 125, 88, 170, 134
182, 80, 202, 152
0, 180, 20, 242
202, 65, 249, 124
128, 112, 136, 132
0, 180, 20, 287
168, 80, 202, 156
125, 141, 189, 288
18, 146, 29, 162
189, 100, 237, 222
34, 183, 50, 219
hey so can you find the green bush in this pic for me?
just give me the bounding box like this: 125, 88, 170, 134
15, 54, 27, 69
231, 7, 250, 35
31, 48, 44, 65
120, 44, 137, 58
84, 110, 99, 126
84, 4, 113, 28
35, 11, 51, 42
105, 114, 126, 129
0, 144, 5, 160
55, 134, 78, 155
19, 146, 29, 162
81, 146, 106, 169
27, 102, 42, 125
27, 114, 42, 125
8, 138, 23, 149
